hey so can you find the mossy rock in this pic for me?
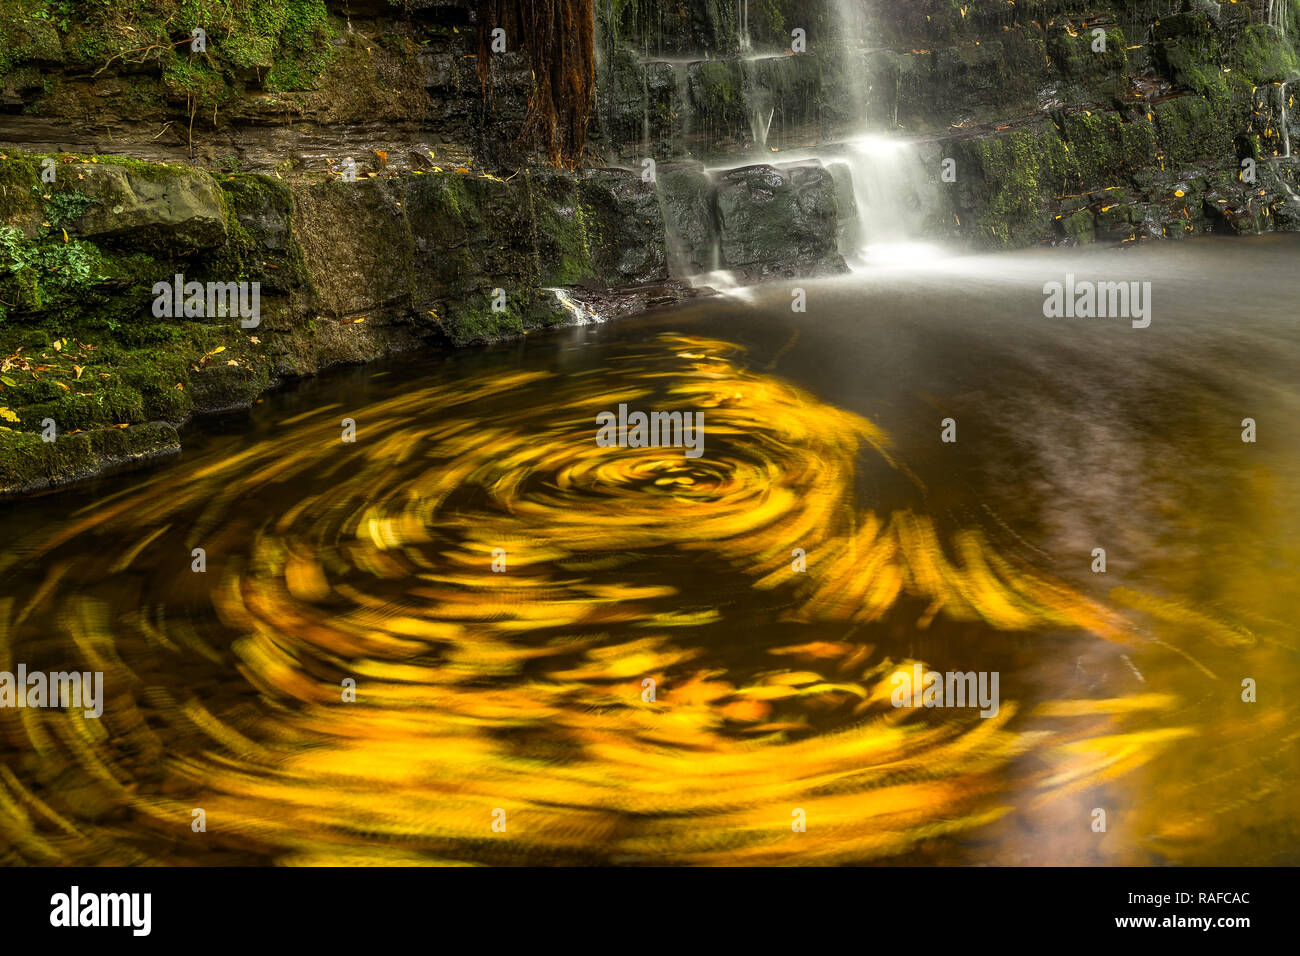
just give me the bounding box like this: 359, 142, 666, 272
290, 177, 413, 318
0, 421, 180, 498
66, 159, 228, 253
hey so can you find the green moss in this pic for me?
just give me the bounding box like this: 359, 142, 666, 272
0, 0, 63, 80
528, 174, 595, 286
2, 0, 336, 116
1048, 24, 1127, 81
971, 125, 1076, 246
691, 61, 747, 133
1061, 208, 1095, 243
1230, 24, 1299, 84
446, 300, 524, 347
1153, 93, 1237, 169
211, 173, 305, 289
442, 289, 570, 348
0, 419, 180, 495
1060, 110, 1157, 187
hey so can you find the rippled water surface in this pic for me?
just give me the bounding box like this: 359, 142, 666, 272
2, 237, 1297, 865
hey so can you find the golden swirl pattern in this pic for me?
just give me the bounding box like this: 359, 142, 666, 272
0, 333, 1254, 866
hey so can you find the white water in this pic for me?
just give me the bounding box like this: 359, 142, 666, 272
832, 0, 874, 134
655, 0, 941, 281
1278, 80, 1293, 159
815, 0, 937, 267
547, 288, 602, 324
1270, 0, 1288, 36
1268, 79, 1300, 206
748, 136, 937, 267
737, 0, 751, 53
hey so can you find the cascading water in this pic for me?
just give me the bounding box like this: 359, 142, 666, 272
1270, 0, 1288, 37
1267, 78, 1300, 206
651, 0, 941, 283
1277, 80, 1293, 159
832, 0, 874, 133
818, 0, 937, 265
737, 0, 751, 53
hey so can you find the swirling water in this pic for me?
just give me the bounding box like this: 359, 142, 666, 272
1, 237, 1297, 866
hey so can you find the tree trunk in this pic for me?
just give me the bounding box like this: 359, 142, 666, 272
477, 0, 596, 169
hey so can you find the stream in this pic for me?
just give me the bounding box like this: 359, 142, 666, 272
1, 235, 1297, 866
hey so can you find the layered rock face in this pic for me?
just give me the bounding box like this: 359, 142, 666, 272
599, 0, 1300, 247
0, 147, 677, 492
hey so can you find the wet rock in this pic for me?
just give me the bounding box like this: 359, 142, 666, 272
596, 51, 686, 161
655, 160, 718, 276
579, 167, 668, 285
715, 162, 846, 277
687, 60, 748, 154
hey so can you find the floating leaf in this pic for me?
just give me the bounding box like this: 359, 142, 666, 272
54, 380, 70, 391
0, 407, 19, 422
0, 375, 15, 387
206, 346, 226, 357
73, 365, 84, 379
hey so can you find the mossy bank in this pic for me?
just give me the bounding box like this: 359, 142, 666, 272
0, 148, 668, 495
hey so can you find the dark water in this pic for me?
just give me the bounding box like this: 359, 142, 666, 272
1, 236, 1297, 865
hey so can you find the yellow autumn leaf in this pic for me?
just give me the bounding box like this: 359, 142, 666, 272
0, 407, 19, 422
54, 380, 69, 391
74, 365, 84, 379
206, 346, 226, 357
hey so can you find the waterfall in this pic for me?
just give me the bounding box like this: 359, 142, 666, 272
1279, 80, 1293, 159
641, 66, 651, 155
1269, 0, 1288, 36
649, 0, 942, 281
832, 0, 874, 135
815, 1, 935, 265
824, 139, 938, 266
547, 288, 601, 324
737, 0, 751, 53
